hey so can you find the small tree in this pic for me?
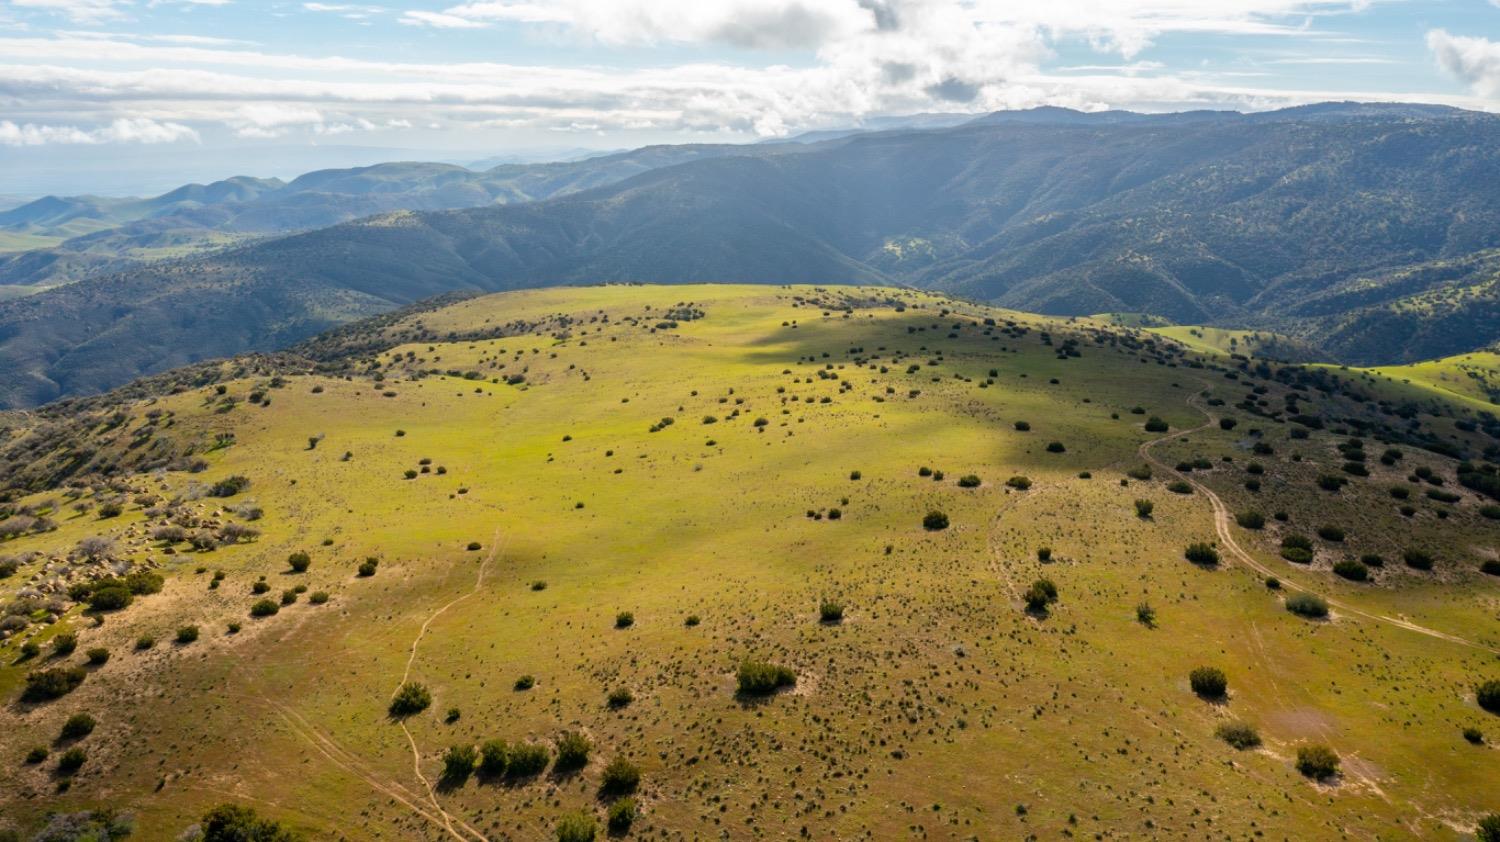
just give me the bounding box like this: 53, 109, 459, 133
601, 756, 641, 794
442, 744, 477, 783
1189, 666, 1227, 698
287, 551, 311, 573
389, 682, 431, 717
554, 731, 592, 771
1214, 721, 1260, 749
922, 510, 949, 530
1134, 499, 1153, 519
506, 743, 549, 777
1295, 744, 1340, 780
1184, 543, 1219, 565
478, 739, 509, 777
1477, 679, 1500, 714
1477, 814, 1500, 842
1285, 592, 1329, 619
607, 797, 638, 833
555, 811, 596, 842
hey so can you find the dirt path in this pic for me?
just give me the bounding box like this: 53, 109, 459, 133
1140, 388, 1497, 655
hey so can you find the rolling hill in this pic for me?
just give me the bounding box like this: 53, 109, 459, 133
3, 104, 1500, 408
0, 284, 1495, 839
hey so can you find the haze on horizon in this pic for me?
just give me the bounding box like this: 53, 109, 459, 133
3, 0, 1500, 195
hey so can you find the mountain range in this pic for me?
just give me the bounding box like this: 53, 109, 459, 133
1, 102, 1497, 408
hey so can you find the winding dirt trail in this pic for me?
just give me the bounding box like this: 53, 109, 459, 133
1140, 388, 1497, 655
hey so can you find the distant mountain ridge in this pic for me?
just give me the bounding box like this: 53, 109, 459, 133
1, 102, 1498, 408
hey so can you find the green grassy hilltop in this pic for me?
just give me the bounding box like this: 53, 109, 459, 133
0, 284, 1496, 840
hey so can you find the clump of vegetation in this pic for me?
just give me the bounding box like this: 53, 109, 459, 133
478, 739, 510, 777
1167, 480, 1192, 494
23, 666, 86, 701
442, 744, 477, 783
1477, 679, 1500, 714
957, 474, 981, 488
59, 713, 96, 740
200, 803, 300, 841
1403, 549, 1434, 571
57, 746, 87, 774
514, 674, 535, 690
250, 598, 279, 617
818, 600, 844, 623
737, 660, 796, 695
1477, 814, 1500, 842
922, 510, 949, 530
607, 797, 638, 833
1332, 559, 1368, 582
1295, 744, 1340, 780
1215, 721, 1261, 749
614, 611, 634, 629
176, 625, 200, 644
1285, 592, 1329, 619
1005, 476, 1032, 490
554, 731, 592, 771
1184, 543, 1219, 565
388, 682, 432, 717
1189, 666, 1227, 699
1135, 602, 1156, 627
607, 687, 634, 709
287, 551, 311, 573
507, 743, 549, 777
1235, 511, 1264, 529
1316, 525, 1346, 542
1144, 417, 1169, 432
1134, 499, 1153, 519
555, 811, 597, 842
1280, 535, 1314, 564
1023, 578, 1058, 613
601, 756, 641, 794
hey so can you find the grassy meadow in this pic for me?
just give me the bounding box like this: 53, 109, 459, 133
0, 284, 1496, 840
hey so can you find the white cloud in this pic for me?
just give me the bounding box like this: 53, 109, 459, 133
400, 10, 489, 28
0, 116, 198, 145
1427, 29, 1500, 99
10, 0, 128, 23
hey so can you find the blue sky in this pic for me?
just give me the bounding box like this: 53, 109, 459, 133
3, 0, 1500, 192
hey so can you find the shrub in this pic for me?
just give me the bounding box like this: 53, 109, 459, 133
25, 746, 48, 764
57, 746, 86, 774
59, 713, 96, 740
1481, 504, 1500, 521
737, 660, 796, 695
1295, 744, 1340, 779
176, 625, 200, 644
555, 731, 592, 771
922, 510, 949, 530
514, 674, 535, 690
1478, 814, 1500, 842
1189, 666, 1227, 698
1006, 475, 1032, 490
1316, 474, 1345, 492
1235, 511, 1265, 529
506, 743, 549, 777
957, 474, 981, 488
607, 687, 634, 709
555, 811, 596, 842
1167, 481, 1192, 494
1463, 726, 1484, 745
310, 591, 329, 605
1134, 499, 1154, 519
389, 682, 432, 717
607, 797, 638, 833
1023, 581, 1054, 613
87, 586, 132, 612
85, 647, 109, 665
1184, 543, 1219, 565
200, 804, 299, 842
287, 551, 311, 573
849, 470, 861, 481
357, 558, 378, 577
1135, 602, 1156, 627
1478, 679, 1500, 714
819, 600, 844, 622
1215, 721, 1260, 749
208, 476, 251, 498
1126, 465, 1152, 481
478, 739, 509, 776
1483, 560, 1500, 577
250, 598, 279, 617
1360, 554, 1385, 568
601, 756, 641, 794
1285, 592, 1329, 618
135, 636, 154, 651
441, 744, 477, 782
252, 580, 270, 595
1332, 560, 1368, 582
1403, 549, 1434, 571
1013, 421, 1030, 431
23, 666, 86, 701
1316, 525, 1345, 542
466, 542, 482, 551
684, 614, 700, 626
1144, 417, 1169, 432
52, 632, 78, 656
614, 611, 634, 629
1045, 441, 1066, 453
1219, 417, 1238, 430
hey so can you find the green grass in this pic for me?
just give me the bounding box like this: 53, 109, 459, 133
0, 284, 1495, 839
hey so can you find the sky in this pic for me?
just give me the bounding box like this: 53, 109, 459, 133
3, 0, 1500, 194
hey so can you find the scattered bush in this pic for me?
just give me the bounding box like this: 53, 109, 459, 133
1332, 560, 1368, 582
1316, 525, 1345, 542
200, 803, 300, 842
1045, 441, 1066, 453
1189, 666, 1227, 698
441, 744, 477, 782
1295, 744, 1340, 780
1135, 602, 1155, 627
607, 687, 634, 709
614, 611, 634, 629
59, 713, 96, 740
555, 731, 592, 771
1184, 543, 1219, 565
176, 625, 199, 644
514, 675, 535, 690
287, 551, 311, 573
478, 739, 509, 776
1134, 499, 1154, 519
85, 647, 109, 665
737, 660, 796, 695
52, 632, 77, 656
1167, 481, 1192, 494
1403, 549, 1434, 571
1478, 679, 1500, 714
506, 743, 549, 777
23, 666, 86, 701
1006, 476, 1032, 490
555, 811, 596, 842
25, 746, 48, 764
1215, 721, 1261, 749
922, 510, 949, 530
87, 586, 132, 612
1285, 592, 1329, 618
389, 682, 432, 717
1478, 814, 1500, 842
819, 600, 844, 622
957, 474, 981, 488
607, 797, 638, 833
1482, 560, 1500, 577
357, 558, 379, 577
1235, 511, 1265, 529
601, 756, 641, 794
250, 599, 279, 617
57, 746, 86, 774
1013, 421, 1030, 431
1144, 417, 1169, 433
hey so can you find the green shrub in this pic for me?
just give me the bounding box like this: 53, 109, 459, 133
52, 632, 77, 656
1403, 549, 1434, 570
1189, 666, 1227, 698
1235, 511, 1264, 529
1316, 525, 1345, 542
23, 666, 86, 701
1045, 441, 1066, 453
1285, 592, 1329, 618
684, 614, 700, 627
57, 746, 86, 774
1463, 726, 1484, 745
1478, 814, 1500, 842
357, 558, 379, 577
1360, 554, 1385, 568
506, 743, 549, 777
1184, 543, 1219, 565
957, 474, 981, 488
614, 611, 634, 629
1006, 475, 1033, 490
59, 713, 96, 740
1135, 602, 1156, 627
287, 551, 311, 573
1316, 474, 1345, 492
1167, 481, 1192, 494
1126, 465, 1152, 481
737, 660, 796, 695
309, 591, 329, 605
1295, 744, 1340, 779
1215, 721, 1260, 749
607, 687, 634, 709
200, 803, 300, 842
88, 586, 132, 612
607, 797, 638, 833
176, 625, 199, 644
1481, 504, 1500, 521
601, 756, 641, 794
441, 744, 477, 782
1013, 421, 1030, 431
922, 510, 949, 530
1332, 560, 1368, 582
1482, 560, 1500, 577
85, 647, 109, 665
478, 739, 509, 776
1144, 417, 1169, 432
514, 674, 535, 690
554, 731, 592, 771
1134, 499, 1153, 518
555, 811, 596, 842
25, 746, 48, 764
250, 599, 279, 617
1478, 679, 1500, 713
388, 682, 431, 717
819, 600, 844, 622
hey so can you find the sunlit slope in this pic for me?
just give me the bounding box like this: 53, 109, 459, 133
0, 285, 1496, 840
